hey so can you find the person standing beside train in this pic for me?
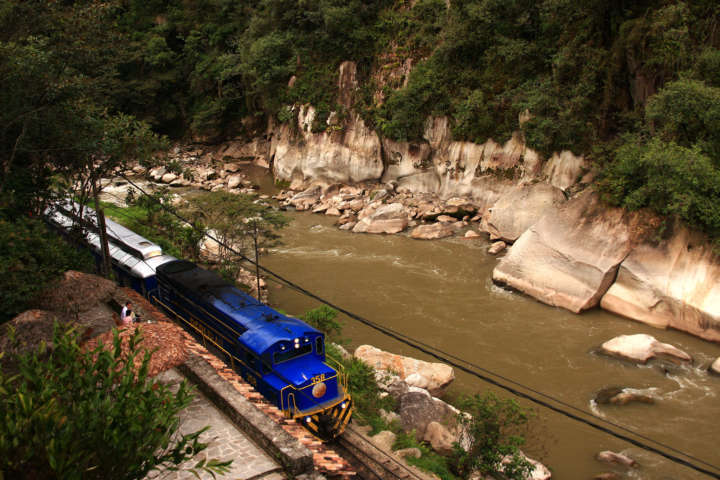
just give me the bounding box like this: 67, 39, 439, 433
121, 301, 134, 325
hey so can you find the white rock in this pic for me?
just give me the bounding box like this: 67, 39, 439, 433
493, 190, 637, 313
355, 344, 454, 396
484, 183, 565, 242
600, 334, 692, 364
161, 173, 177, 184
370, 430, 396, 451
409, 223, 454, 240
601, 224, 720, 342
595, 450, 637, 468
488, 241, 507, 255
464, 230, 481, 238
352, 203, 408, 234
227, 174, 242, 189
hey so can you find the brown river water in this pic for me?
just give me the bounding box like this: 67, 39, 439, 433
262, 210, 720, 480
110, 167, 719, 479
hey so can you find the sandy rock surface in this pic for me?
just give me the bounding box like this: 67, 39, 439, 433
352, 203, 409, 234
355, 344, 454, 395
595, 450, 637, 468
601, 225, 720, 342
484, 183, 565, 242
600, 334, 692, 364
409, 222, 454, 240
493, 190, 637, 313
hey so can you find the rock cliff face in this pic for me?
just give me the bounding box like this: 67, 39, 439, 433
601, 225, 720, 342
492, 190, 637, 313
270, 61, 587, 204
270, 105, 384, 188
264, 61, 720, 343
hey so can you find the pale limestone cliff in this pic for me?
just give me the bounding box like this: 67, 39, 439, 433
492, 190, 637, 313
601, 225, 720, 342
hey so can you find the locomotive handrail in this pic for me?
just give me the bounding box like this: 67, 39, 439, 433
324, 355, 348, 390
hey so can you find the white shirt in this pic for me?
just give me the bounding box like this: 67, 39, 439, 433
121, 306, 129, 319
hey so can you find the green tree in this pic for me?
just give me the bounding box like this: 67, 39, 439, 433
0, 325, 231, 479
0, 218, 93, 324
301, 305, 343, 342
188, 192, 289, 282
600, 137, 720, 237
450, 392, 534, 480
645, 78, 720, 161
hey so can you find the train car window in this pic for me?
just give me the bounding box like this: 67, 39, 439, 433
273, 344, 312, 364
316, 337, 323, 355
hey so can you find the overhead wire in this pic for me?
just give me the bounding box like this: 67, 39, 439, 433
78, 191, 346, 423
115, 174, 720, 478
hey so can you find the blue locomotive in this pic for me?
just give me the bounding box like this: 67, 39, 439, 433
45, 201, 352, 439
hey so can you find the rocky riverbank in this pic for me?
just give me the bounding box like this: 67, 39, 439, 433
106, 59, 720, 345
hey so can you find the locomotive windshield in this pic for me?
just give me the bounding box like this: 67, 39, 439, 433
274, 344, 312, 364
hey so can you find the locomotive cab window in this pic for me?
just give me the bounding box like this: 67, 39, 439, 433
315, 337, 323, 355
274, 344, 312, 364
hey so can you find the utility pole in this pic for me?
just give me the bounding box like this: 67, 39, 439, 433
92, 179, 112, 278
253, 220, 261, 302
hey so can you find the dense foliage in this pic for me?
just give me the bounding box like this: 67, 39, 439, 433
3, 0, 720, 238
0, 218, 93, 323
0, 325, 230, 479
450, 393, 533, 479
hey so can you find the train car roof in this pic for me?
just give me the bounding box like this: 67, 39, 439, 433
45, 201, 175, 278
157, 260, 321, 353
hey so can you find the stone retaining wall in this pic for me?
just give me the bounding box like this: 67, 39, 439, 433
178, 354, 314, 476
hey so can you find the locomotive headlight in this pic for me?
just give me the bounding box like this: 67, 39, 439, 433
312, 382, 327, 398
305, 416, 311, 423
340, 402, 347, 409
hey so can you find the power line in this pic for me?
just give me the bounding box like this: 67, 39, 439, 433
116, 174, 720, 478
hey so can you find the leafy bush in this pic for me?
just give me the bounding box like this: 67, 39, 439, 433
645, 78, 720, 160
376, 60, 449, 141
393, 431, 458, 480
301, 305, 343, 341
0, 325, 230, 479
450, 392, 533, 480
0, 218, 93, 324
599, 137, 720, 237
698, 48, 720, 87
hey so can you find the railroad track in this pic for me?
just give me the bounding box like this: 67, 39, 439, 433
333, 425, 436, 480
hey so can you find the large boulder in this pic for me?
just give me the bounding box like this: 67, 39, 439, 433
352, 203, 409, 234
355, 344, 455, 395
600, 334, 692, 364
409, 222, 454, 240
492, 190, 639, 313
484, 183, 566, 242
594, 387, 655, 406
369, 430, 396, 451
423, 421, 457, 455
600, 225, 720, 342
398, 388, 458, 438
595, 450, 638, 468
